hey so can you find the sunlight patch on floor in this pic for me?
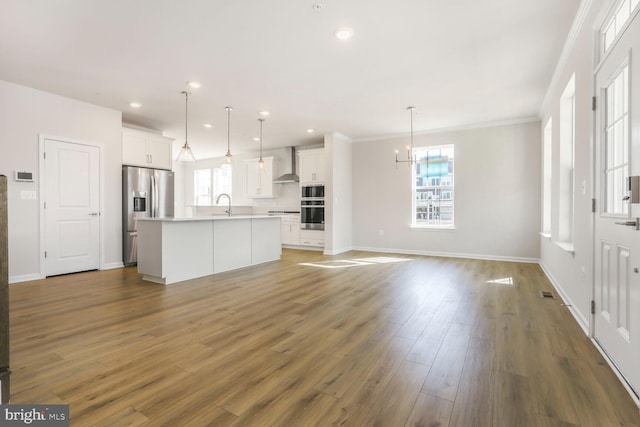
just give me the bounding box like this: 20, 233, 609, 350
486, 277, 514, 285
299, 257, 411, 269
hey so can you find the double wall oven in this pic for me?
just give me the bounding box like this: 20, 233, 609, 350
301, 185, 324, 230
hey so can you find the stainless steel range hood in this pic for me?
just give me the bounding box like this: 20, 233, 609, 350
273, 147, 299, 183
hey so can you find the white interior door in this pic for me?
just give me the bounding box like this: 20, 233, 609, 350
593, 9, 640, 396
44, 139, 100, 276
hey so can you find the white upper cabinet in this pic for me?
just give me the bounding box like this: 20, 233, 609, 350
122, 128, 174, 170
298, 148, 325, 184
245, 157, 277, 198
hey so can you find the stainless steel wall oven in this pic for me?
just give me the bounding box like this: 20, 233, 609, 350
301, 185, 324, 199
300, 185, 324, 230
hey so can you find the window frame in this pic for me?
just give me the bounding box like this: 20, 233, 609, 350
411, 144, 455, 229
193, 164, 233, 206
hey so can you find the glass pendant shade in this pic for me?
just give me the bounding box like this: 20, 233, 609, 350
177, 143, 196, 163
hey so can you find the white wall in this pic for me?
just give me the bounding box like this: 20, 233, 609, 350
351, 121, 541, 261
325, 132, 353, 255
538, 0, 606, 332
0, 80, 122, 282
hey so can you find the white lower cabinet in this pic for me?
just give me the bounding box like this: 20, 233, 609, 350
281, 215, 300, 245
300, 230, 324, 247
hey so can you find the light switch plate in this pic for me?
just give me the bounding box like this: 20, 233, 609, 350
21, 190, 36, 200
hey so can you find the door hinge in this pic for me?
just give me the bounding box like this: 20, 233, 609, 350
43, 202, 46, 209
592, 96, 597, 111
44, 251, 47, 258
591, 300, 596, 314
592, 198, 596, 213
43, 152, 46, 160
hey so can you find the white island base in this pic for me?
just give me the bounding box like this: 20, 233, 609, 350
136, 216, 281, 285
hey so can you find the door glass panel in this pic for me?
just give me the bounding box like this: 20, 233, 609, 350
603, 64, 629, 215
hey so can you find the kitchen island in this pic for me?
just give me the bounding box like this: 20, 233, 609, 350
136, 215, 281, 284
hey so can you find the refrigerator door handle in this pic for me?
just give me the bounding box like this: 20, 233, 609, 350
150, 175, 157, 217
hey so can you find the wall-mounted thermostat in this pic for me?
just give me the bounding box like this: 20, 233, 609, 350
15, 171, 33, 182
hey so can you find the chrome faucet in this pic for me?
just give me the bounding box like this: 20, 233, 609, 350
216, 193, 232, 216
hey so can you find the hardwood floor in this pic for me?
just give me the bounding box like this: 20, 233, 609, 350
8, 249, 640, 426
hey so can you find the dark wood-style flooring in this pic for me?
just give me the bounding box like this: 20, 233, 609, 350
8, 249, 640, 426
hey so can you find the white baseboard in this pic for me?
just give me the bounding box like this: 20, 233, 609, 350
323, 246, 353, 256
101, 261, 124, 270
538, 261, 590, 335
539, 260, 640, 407
350, 245, 539, 264
9, 273, 43, 284
9, 262, 125, 284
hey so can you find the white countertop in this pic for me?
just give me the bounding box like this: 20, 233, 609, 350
138, 215, 277, 222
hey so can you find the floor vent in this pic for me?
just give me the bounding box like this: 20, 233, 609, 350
540, 290, 555, 299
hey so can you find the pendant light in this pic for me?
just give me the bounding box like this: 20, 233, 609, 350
176, 91, 196, 163
258, 118, 265, 168
225, 106, 233, 163
395, 106, 417, 167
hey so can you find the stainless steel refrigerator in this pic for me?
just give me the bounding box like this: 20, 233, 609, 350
122, 166, 174, 266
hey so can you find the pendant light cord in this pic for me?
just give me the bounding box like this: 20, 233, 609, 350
226, 107, 231, 153
184, 91, 189, 145
410, 107, 413, 151
259, 118, 264, 161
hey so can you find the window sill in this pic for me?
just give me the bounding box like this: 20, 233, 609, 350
539, 232, 551, 240
410, 225, 456, 231
554, 241, 575, 256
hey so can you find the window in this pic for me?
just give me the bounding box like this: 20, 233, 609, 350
602, 0, 640, 54
603, 62, 629, 216
194, 169, 212, 205
542, 119, 553, 236
558, 75, 575, 246
194, 164, 232, 205
412, 144, 454, 227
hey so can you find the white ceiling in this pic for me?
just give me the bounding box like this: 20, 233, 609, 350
0, 0, 580, 159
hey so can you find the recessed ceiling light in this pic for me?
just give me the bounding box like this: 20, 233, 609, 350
203, 123, 213, 128
253, 137, 260, 141
260, 111, 270, 116
188, 81, 202, 89
129, 102, 142, 108
307, 129, 315, 133
334, 27, 354, 40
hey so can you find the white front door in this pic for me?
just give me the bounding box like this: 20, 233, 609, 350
593, 7, 640, 396
44, 139, 100, 276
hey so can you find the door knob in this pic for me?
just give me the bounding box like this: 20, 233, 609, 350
88, 212, 99, 216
